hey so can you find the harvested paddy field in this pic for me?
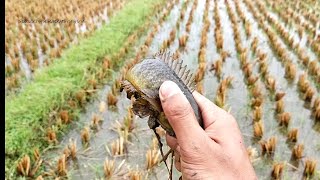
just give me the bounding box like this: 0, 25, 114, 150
5, 0, 320, 179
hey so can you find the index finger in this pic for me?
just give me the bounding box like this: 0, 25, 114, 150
193, 91, 244, 147
192, 91, 230, 129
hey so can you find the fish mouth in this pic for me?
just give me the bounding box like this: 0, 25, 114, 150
120, 79, 163, 114
120, 80, 142, 99
121, 79, 175, 136
120, 79, 174, 136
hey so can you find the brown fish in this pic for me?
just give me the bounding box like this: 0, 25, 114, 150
120, 50, 203, 137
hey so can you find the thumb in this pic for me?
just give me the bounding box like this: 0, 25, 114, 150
159, 81, 204, 144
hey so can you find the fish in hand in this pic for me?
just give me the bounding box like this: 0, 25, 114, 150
120, 50, 204, 177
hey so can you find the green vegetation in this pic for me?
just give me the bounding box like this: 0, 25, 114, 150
5, 0, 162, 177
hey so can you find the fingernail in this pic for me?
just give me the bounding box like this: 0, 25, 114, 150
159, 81, 182, 101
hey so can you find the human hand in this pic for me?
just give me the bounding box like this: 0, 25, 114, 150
159, 81, 257, 180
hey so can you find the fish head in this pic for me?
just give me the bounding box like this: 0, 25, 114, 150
121, 59, 164, 117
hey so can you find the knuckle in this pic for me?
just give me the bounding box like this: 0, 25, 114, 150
224, 112, 236, 124
175, 162, 181, 172
228, 114, 238, 127
166, 135, 178, 149
202, 106, 215, 118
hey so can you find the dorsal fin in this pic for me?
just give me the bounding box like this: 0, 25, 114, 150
154, 50, 196, 92
172, 59, 178, 70
181, 69, 190, 81
178, 65, 186, 77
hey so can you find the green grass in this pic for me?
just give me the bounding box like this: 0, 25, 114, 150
5, 0, 162, 177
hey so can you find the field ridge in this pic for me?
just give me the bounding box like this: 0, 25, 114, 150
5, 0, 162, 177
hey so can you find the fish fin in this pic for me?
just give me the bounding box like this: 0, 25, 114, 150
120, 80, 137, 99
187, 73, 196, 92
154, 50, 196, 91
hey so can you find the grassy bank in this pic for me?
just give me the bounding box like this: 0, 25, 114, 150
5, 0, 162, 177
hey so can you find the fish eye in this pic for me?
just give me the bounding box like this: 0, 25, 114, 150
134, 92, 140, 99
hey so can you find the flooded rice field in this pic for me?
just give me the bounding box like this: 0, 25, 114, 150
7, 0, 320, 179
5, 0, 127, 94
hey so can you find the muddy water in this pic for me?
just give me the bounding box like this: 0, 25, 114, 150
148, 0, 182, 55
261, 0, 318, 63
202, 0, 219, 99
213, 0, 251, 147
229, 0, 301, 178
18, 45, 33, 80
256, 0, 319, 90
178, 0, 205, 72
237, 0, 320, 179
43, 0, 319, 179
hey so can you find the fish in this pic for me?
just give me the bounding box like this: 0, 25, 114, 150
120, 50, 203, 137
